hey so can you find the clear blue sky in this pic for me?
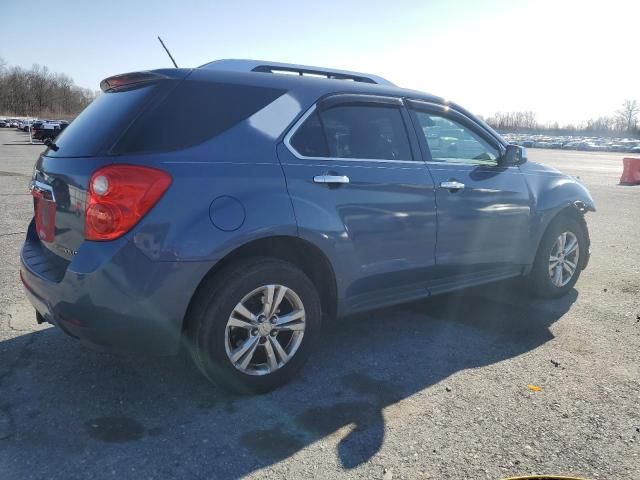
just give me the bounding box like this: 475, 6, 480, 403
1, 0, 638, 124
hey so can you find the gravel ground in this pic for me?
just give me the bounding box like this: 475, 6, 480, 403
0, 129, 638, 480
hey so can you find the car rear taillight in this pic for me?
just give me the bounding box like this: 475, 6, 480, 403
31, 188, 56, 242
85, 165, 171, 241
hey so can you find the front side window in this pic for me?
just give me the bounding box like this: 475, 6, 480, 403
289, 103, 412, 161
413, 111, 499, 165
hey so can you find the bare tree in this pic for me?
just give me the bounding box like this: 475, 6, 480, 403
0, 60, 97, 118
616, 100, 639, 133
486, 111, 539, 131
586, 116, 616, 133
486, 104, 639, 138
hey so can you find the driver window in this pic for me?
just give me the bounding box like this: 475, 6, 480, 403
413, 111, 499, 165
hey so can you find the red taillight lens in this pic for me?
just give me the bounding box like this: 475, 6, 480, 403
85, 165, 172, 241
32, 189, 56, 242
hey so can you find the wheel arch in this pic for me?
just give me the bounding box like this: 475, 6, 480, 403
525, 201, 591, 274
182, 235, 338, 333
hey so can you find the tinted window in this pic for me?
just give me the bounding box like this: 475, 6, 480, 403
413, 111, 499, 165
321, 105, 412, 160
290, 110, 329, 157
46, 83, 160, 157
113, 81, 286, 154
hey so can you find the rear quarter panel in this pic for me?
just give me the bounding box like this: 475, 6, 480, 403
127, 130, 299, 263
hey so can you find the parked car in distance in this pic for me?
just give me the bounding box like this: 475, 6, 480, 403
21, 60, 595, 393
503, 133, 640, 153
18, 120, 34, 131
31, 121, 68, 141
30, 121, 48, 140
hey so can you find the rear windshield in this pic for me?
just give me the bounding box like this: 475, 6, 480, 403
111, 81, 286, 154
47, 83, 164, 158
47, 80, 286, 157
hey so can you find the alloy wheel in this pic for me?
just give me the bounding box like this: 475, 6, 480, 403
548, 231, 580, 287
224, 285, 306, 376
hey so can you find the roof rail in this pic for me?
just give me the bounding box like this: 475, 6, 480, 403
198, 59, 395, 86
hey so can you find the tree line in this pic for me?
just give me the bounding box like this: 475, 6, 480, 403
0, 58, 98, 119
485, 100, 640, 137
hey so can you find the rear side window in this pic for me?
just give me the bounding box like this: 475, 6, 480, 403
112, 81, 286, 154
290, 104, 412, 161
290, 111, 329, 157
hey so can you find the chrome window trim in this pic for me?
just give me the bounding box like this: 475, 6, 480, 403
283, 104, 419, 165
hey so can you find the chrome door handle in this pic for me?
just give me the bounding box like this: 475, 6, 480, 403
439, 181, 465, 190
313, 175, 350, 185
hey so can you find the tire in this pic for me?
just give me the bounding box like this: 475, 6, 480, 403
186, 257, 322, 394
529, 215, 587, 298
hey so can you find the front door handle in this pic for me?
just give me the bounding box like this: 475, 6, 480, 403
313, 175, 350, 185
439, 180, 465, 190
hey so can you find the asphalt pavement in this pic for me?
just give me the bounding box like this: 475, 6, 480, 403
0, 129, 638, 479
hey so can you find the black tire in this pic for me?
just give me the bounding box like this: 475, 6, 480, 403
186, 257, 322, 394
529, 215, 587, 298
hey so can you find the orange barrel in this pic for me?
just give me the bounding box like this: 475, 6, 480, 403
619, 157, 640, 185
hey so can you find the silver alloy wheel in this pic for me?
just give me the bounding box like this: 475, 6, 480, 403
224, 284, 306, 376
548, 231, 580, 287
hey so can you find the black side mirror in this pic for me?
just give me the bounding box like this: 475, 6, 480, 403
500, 144, 527, 166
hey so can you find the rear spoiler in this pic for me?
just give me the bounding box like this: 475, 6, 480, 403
100, 69, 191, 92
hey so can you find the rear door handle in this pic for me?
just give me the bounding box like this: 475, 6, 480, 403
439, 181, 465, 190
313, 175, 350, 185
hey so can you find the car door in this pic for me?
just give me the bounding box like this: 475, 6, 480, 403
407, 100, 532, 289
278, 94, 438, 313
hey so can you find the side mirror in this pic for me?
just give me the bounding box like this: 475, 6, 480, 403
500, 144, 527, 166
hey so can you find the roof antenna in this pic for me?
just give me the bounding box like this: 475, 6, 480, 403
157, 36, 179, 68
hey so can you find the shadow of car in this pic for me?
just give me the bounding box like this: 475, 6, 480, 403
0, 282, 576, 478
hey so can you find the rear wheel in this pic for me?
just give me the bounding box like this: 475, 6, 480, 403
187, 257, 321, 394
529, 215, 587, 298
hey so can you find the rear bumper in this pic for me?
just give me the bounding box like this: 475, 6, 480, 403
20, 223, 212, 355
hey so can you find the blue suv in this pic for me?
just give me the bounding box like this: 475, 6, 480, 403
21, 60, 595, 392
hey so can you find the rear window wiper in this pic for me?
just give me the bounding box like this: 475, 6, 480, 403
43, 138, 59, 151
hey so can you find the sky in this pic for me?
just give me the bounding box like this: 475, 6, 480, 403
1, 0, 638, 125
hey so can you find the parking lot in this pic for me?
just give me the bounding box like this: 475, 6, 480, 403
0, 127, 638, 479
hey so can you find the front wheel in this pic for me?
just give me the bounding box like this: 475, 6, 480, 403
529, 215, 587, 298
187, 258, 322, 394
